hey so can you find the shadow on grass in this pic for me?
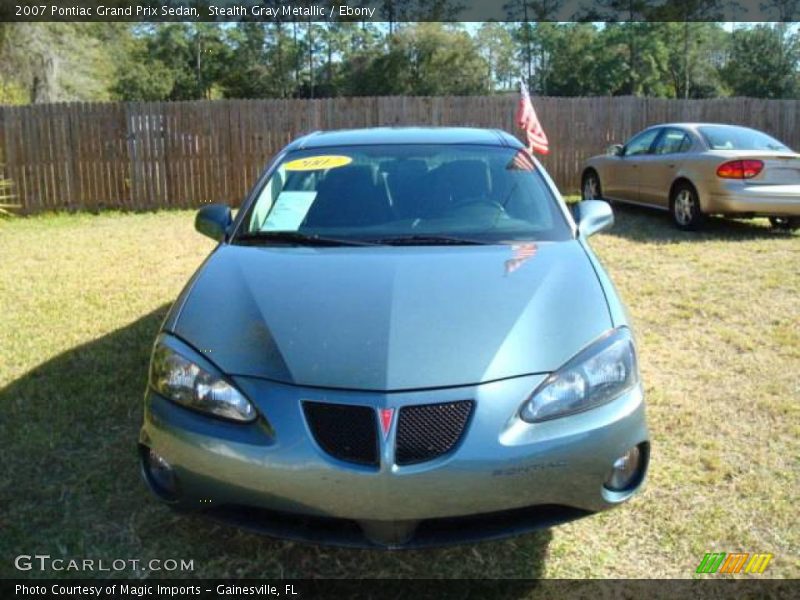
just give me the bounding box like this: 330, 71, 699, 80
595, 201, 793, 243
0, 306, 551, 583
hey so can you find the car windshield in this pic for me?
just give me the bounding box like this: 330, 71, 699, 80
698, 125, 790, 151
235, 144, 571, 245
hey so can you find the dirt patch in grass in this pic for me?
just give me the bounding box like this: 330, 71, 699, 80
0, 207, 797, 579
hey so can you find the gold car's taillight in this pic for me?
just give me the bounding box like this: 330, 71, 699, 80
716, 159, 764, 179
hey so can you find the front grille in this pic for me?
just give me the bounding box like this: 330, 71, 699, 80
303, 402, 378, 466
395, 400, 474, 465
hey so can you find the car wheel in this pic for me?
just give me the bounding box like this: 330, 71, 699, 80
769, 216, 800, 231
670, 183, 704, 230
581, 171, 602, 200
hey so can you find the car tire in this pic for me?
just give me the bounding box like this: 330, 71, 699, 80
581, 170, 602, 201
769, 216, 800, 231
670, 182, 704, 230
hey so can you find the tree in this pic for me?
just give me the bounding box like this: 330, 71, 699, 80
112, 24, 230, 101
528, 22, 559, 94
316, 20, 351, 97
571, 0, 653, 95
721, 24, 799, 98
4, 19, 800, 104
763, 0, 800, 20
393, 23, 491, 95
656, 22, 727, 98
543, 23, 600, 96
374, 0, 462, 36
292, 21, 326, 98
649, 0, 725, 98
475, 22, 518, 91
337, 23, 387, 96
0, 80, 26, 105
269, 20, 301, 98
0, 23, 117, 103
191, 23, 230, 99
109, 24, 174, 101
340, 23, 490, 96
112, 59, 175, 101
592, 23, 672, 96
221, 23, 271, 99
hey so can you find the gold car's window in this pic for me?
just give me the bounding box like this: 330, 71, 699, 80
698, 125, 790, 151
654, 129, 692, 155
625, 129, 660, 156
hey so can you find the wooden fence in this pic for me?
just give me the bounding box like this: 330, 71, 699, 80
1, 95, 799, 213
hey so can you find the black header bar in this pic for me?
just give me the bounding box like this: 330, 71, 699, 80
0, 0, 797, 23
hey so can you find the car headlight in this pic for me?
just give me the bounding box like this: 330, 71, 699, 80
150, 340, 257, 423
520, 327, 638, 422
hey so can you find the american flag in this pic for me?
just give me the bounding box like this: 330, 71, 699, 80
505, 243, 538, 275
516, 81, 549, 156
508, 149, 536, 171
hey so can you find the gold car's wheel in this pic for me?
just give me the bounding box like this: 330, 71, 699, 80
670, 183, 704, 230
769, 217, 800, 231
582, 171, 601, 200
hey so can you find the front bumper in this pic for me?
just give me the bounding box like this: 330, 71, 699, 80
139, 374, 649, 547
706, 183, 800, 217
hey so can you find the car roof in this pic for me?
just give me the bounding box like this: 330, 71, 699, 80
645, 122, 759, 131
287, 127, 523, 150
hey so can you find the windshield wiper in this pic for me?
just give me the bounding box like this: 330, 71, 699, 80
368, 234, 490, 246
235, 231, 376, 247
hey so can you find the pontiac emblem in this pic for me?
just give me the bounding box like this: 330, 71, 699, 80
378, 408, 394, 440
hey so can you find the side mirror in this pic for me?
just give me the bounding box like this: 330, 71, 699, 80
607, 144, 624, 157
195, 204, 232, 241
575, 200, 614, 237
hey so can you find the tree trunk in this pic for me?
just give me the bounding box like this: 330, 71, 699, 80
32, 54, 57, 103
683, 20, 690, 99
307, 20, 314, 99
293, 22, 299, 92
276, 22, 285, 98
523, 5, 532, 88
327, 27, 333, 88
196, 31, 203, 99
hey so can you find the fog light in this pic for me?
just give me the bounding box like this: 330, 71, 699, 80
142, 446, 179, 499
604, 446, 642, 491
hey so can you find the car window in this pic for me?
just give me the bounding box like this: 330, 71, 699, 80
653, 128, 693, 155
698, 125, 790, 151
238, 144, 572, 243
624, 129, 660, 156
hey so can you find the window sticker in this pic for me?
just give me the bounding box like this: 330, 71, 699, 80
283, 155, 353, 171
261, 191, 317, 231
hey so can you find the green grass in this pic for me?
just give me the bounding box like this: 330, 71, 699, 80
0, 206, 798, 580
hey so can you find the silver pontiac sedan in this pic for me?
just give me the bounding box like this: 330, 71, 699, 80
582, 123, 800, 230
139, 127, 649, 548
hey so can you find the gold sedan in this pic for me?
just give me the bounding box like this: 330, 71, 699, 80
581, 123, 800, 230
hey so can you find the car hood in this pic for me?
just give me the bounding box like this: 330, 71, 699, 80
170, 242, 612, 391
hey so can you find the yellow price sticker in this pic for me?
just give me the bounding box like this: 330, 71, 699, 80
283, 155, 353, 171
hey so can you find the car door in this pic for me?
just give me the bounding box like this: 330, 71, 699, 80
638, 127, 694, 208
604, 128, 661, 202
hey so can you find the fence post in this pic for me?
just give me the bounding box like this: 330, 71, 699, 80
65, 103, 83, 211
